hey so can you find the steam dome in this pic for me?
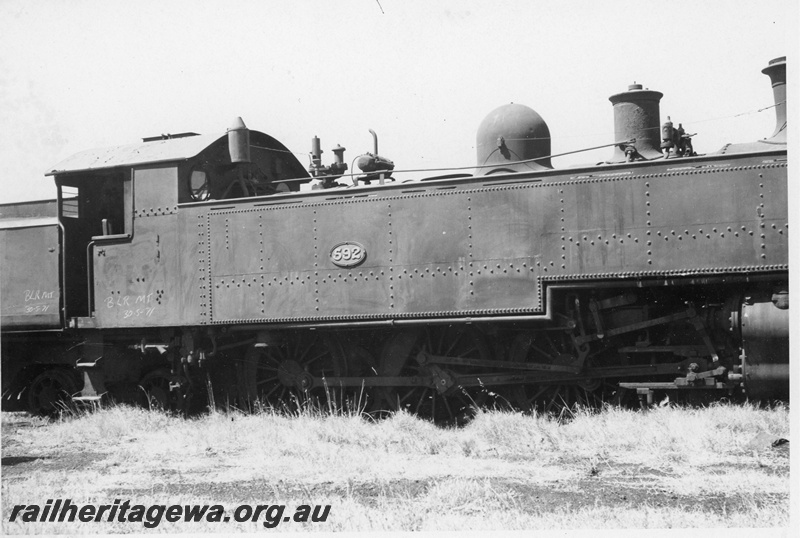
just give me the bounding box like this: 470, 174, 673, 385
476, 103, 552, 175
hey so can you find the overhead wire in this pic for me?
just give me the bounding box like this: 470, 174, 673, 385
496, 100, 785, 141
248, 100, 782, 184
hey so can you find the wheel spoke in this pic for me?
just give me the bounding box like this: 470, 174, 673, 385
304, 350, 331, 367
377, 327, 490, 423
442, 329, 467, 357
256, 376, 279, 386
295, 338, 319, 363
442, 395, 454, 421
241, 332, 349, 412
544, 334, 561, 355
529, 342, 557, 362
397, 389, 415, 407
414, 389, 428, 414
454, 345, 478, 357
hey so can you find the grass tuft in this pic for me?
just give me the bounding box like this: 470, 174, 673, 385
2, 400, 789, 532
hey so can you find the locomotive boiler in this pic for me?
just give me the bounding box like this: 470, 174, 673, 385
0, 57, 788, 419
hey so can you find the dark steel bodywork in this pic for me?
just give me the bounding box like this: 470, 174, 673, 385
0, 58, 789, 414
194, 153, 786, 324
0, 202, 61, 329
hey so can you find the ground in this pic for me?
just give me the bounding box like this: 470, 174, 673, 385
0, 403, 791, 533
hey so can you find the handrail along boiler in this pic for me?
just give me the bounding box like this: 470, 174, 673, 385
0, 58, 788, 417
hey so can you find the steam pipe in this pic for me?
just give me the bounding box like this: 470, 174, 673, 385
369, 129, 378, 154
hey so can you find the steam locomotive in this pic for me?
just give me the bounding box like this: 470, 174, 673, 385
1, 57, 788, 419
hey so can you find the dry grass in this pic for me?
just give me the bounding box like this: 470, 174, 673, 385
1, 402, 791, 533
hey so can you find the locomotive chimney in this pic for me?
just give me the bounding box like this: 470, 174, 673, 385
761, 56, 786, 142
608, 84, 664, 161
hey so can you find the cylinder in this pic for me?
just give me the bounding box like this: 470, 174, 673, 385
741, 296, 789, 400
608, 84, 664, 161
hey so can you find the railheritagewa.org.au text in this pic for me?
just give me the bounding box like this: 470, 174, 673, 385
8, 499, 331, 529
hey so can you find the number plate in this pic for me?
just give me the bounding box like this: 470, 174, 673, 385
330, 242, 367, 267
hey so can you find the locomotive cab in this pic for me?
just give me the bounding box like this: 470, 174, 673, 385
54, 170, 131, 319
46, 125, 309, 327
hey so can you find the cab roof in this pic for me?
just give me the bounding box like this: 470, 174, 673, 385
46, 133, 223, 176
46, 130, 306, 177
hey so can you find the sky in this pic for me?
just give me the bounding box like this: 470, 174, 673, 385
0, 3, 797, 534
0, 0, 794, 203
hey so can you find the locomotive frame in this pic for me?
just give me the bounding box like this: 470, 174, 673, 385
0, 57, 788, 419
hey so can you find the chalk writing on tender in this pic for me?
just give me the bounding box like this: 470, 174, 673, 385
105, 293, 158, 319
24, 290, 56, 314
25, 290, 55, 302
